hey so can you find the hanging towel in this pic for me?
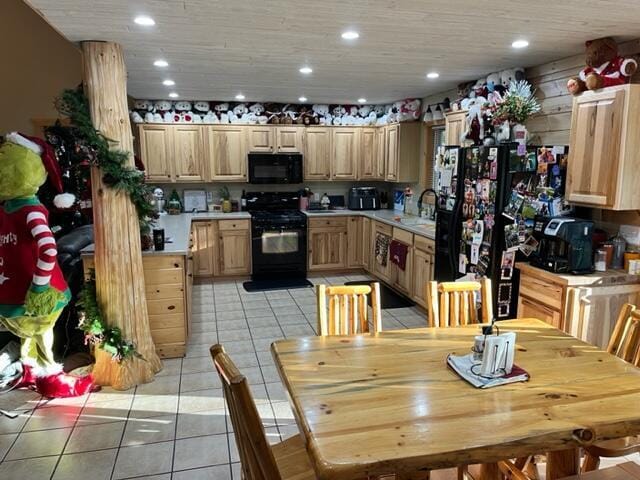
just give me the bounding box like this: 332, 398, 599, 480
375, 233, 390, 267
389, 240, 409, 271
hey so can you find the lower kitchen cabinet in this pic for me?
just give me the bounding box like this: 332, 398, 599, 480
361, 217, 372, 271
308, 217, 348, 271
371, 221, 393, 283
389, 227, 414, 296
412, 236, 435, 308
347, 216, 363, 267
517, 295, 561, 329
192, 219, 251, 277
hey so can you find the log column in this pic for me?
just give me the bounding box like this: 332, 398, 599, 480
81, 41, 161, 389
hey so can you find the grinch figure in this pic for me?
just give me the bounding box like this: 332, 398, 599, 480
0, 132, 93, 398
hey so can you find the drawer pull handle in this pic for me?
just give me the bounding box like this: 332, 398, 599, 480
168, 305, 176, 310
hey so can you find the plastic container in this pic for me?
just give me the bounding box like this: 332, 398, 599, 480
611, 234, 627, 269
595, 249, 607, 272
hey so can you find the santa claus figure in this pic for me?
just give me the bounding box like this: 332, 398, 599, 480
0, 132, 93, 398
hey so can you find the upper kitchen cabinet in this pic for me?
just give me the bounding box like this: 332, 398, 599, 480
247, 126, 275, 153
206, 126, 248, 182
331, 127, 359, 180
384, 122, 421, 182
567, 85, 640, 210
304, 127, 331, 180
275, 126, 305, 152
359, 127, 384, 180
247, 125, 305, 153
139, 125, 174, 182
172, 125, 206, 182
444, 110, 466, 145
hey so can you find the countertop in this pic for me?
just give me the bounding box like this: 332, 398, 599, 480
80, 209, 434, 257
516, 262, 640, 287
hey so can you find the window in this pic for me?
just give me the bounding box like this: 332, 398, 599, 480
429, 126, 446, 188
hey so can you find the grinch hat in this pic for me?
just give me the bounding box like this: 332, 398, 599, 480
5, 132, 75, 208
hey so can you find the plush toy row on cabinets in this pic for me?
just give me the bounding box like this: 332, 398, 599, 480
130, 99, 422, 127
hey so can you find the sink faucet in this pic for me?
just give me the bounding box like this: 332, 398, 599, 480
417, 189, 438, 220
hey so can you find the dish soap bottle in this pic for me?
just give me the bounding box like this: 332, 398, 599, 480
320, 193, 330, 210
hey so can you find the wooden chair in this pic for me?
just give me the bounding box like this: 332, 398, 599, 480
500, 460, 640, 479
317, 283, 382, 336
581, 303, 640, 472
426, 278, 493, 327
210, 344, 316, 480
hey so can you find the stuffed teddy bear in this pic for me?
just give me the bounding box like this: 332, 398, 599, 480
0, 133, 94, 398
567, 37, 638, 95
398, 98, 422, 121
214, 103, 230, 123
173, 101, 193, 123
153, 100, 173, 123
130, 99, 153, 123
249, 103, 269, 124
312, 104, 330, 125
192, 101, 210, 123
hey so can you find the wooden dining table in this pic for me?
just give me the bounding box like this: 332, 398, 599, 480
271, 318, 640, 480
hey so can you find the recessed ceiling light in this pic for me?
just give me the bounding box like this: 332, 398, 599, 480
134, 15, 155, 26
168, 92, 179, 98
299, 66, 313, 75
298, 96, 308, 102
426, 72, 440, 79
162, 79, 175, 86
154, 59, 169, 67
357, 98, 367, 104
512, 39, 529, 49
235, 93, 246, 100
341, 30, 360, 40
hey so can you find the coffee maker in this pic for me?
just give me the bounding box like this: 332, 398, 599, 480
532, 217, 594, 274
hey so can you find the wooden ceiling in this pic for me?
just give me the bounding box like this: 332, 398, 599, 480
26, 0, 640, 104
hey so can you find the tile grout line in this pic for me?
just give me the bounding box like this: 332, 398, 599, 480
0, 392, 44, 465
108, 384, 138, 480
170, 355, 185, 479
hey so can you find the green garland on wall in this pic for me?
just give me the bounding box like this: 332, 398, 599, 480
77, 271, 143, 362
56, 87, 157, 231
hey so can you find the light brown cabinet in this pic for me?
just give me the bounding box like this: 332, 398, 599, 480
389, 228, 413, 296
412, 237, 435, 308
173, 125, 206, 182
359, 128, 383, 180
567, 85, 640, 210
139, 125, 173, 182
331, 128, 359, 180
347, 216, 363, 268
248, 126, 304, 153
304, 127, 331, 180
218, 220, 251, 276
192, 219, 251, 277
371, 221, 393, 283
206, 126, 248, 181
361, 217, 372, 271
444, 110, 467, 145
517, 296, 562, 329
384, 122, 421, 182
308, 217, 348, 271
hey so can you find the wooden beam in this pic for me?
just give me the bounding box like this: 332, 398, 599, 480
81, 41, 161, 389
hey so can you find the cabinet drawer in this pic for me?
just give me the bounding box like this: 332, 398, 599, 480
414, 235, 435, 254
518, 296, 562, 329
156, 342, 186, 359
151, 327, 186, 344
373, 221, 393, 236
143, 255, 184, 271
144, 268, 184, 286
147, 298, 185, 316
146, 283, 185, 300
392, 227, 413, 246
309, 217, 348, 228
218, 219, 250, 231
148, 313, 185, 330
519, 275, 563, 310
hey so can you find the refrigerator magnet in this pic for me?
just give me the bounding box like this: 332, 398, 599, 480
458, 253, 468, 275
472, 220, 484, 245
470, 244, 480, 265
500, 251, 515, 280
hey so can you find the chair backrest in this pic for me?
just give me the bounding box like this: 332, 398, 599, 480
426, 278, 493, 328
607, 303, 640, 366
210, 345, 282, 480
317, 283, 382, 336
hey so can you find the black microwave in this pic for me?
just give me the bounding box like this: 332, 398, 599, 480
248, 153, 303, 184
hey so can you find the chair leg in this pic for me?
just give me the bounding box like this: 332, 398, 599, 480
582, 452, 600, 473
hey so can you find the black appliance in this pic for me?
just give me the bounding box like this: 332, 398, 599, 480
246, 192, 307, 278
248, 153, 303, 184
531, 217, 594, 273
348, 187, 380, 210
434, 144, 569, 320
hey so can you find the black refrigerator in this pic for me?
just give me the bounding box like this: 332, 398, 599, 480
434, 144, 569, 320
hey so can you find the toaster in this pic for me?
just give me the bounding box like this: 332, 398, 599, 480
348, 187, 380, 210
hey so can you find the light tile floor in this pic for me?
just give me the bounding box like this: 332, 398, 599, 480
0, 274, 636, 479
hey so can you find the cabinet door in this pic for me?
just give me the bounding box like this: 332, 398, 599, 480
247, 126, 275, 153
304, 128, 331, 180
218, 229, 251, 275
331, 128, 359, 180
139, 125, 173, 182
392, 246, 413, 296
372, 225, 392, 283
173, 126, 205, 182
192, 221, 215, 277
207, 127, 248, 181
445, 111, 466, 145
359, 128, 377, 180
346, 216, 362, 268
361, 217, 372, 271
567, 88, 625, 207
385, 124, 400, 181
308, 228, 347, 271
276, 126, 304, 153
518, 296, 562, 329
374, 127, 386, 179
412, 249, 433, 307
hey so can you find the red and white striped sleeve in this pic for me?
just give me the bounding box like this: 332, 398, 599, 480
26, 210, 57, 287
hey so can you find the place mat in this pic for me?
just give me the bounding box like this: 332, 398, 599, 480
447, 353, 530, 389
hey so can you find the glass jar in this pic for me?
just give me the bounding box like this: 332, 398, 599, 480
595, 249, 607, 272
612, 234, 627, 269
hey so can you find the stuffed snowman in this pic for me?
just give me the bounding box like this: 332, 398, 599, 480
0, 133, 94, 398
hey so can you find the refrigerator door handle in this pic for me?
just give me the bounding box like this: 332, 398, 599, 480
449, 201, 462, 277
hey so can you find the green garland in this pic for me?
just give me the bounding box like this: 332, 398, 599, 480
77, 270, 143, 362
56, 87, 157, 231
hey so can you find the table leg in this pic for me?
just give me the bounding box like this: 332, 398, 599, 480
478, 463, 500, 480
546, 449, 579, 479
396, 472, 430, 480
